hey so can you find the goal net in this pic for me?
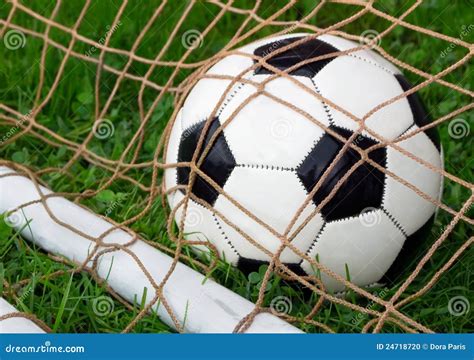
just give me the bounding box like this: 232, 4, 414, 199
0, 0, 472, 333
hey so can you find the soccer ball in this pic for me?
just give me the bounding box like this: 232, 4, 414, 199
164, 34, 443, 292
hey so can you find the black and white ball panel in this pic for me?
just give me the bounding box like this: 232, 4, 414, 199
172, 191, 240, 265
313, 54, 414, 141
180, 54, 254, 130
238, 33, 314, 57
180, 77, 231, 131
177, 117, 236, 206
297, 125, 386, 221
317, 34, 402, 75
213, 165, 324, 263
252, 36, 340, 77
249, 33, 417, 142
164, 33, 443, 292
383, 125, 442, 236
301, 210, 405, 292
394, 74, 440, 150
178, 34, 312, 132
220, 75, 329, 169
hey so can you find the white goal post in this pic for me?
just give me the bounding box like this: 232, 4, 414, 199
0, 166, 301, 333
0, 298, 45, 333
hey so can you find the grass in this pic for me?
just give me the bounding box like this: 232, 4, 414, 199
0, 0, 472, 333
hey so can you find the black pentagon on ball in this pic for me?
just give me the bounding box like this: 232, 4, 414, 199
297, 126, 387, 222
253, 37, 339, 77
177, 117, 236, 205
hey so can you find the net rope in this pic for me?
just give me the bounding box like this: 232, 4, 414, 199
0, 0, 472, 333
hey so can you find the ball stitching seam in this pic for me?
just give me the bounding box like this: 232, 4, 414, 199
212, 213, 240, 257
